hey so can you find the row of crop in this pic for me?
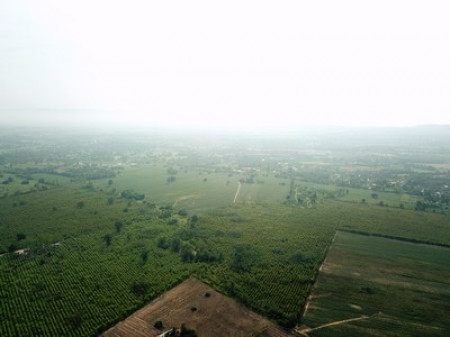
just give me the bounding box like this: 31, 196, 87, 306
0, 223, 198, 337
189, 204, 336, 327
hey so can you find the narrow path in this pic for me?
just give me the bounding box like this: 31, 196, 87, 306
233, 182, 241, 204
297, 315, 371, 336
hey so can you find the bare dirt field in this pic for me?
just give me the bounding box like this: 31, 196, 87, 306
102, 278, 295, 337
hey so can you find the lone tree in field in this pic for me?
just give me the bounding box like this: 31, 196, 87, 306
114, 220, 123, 233
76, 201, 85, 209
131, 281, 150, 301
8, 243, 17, 253
154, 320, 164, 330
103, 234, 112, 247
16, 233, 26, 241
141, 250, 149, 264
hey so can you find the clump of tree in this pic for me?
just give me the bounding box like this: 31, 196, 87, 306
141, 250, 149, 264
159, 205, 173, 219
59, 166, 116, 181
131, 281, 150, 301
157, 237, 171, 250
121, 189, 145, 201
189, 215, 198, 227
162, 237, 222, 264
171, 238, 181, 252
114, 220, 124, 233
154, 320, 164, 330
231, 244, 262, 273
167, 167, 178, 175
103, 234, 112, 247
16, 233, 26, 241
168, 218, 178, 226
8, 243, 18, 253
178, 209, 188, 216
76, 201, 85, 209
2, 176, 14, 185
82, 181, 95, 191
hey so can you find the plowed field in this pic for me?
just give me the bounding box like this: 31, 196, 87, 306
102, 278, 295, 337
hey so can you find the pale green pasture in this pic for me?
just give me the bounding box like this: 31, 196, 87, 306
295, 180, 421, 209
111, 165, 290, 213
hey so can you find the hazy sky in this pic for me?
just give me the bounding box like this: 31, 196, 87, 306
1, 1, 449, 129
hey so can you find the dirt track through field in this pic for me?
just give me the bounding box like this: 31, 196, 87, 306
297, 315, 371, 336
172, 194, 197, 207
233, 182, 241, 203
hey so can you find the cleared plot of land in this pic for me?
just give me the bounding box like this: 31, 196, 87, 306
300, 231, 450, 337
102, 278, 295, 337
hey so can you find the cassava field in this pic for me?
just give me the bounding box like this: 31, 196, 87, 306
0, 127, 449, 336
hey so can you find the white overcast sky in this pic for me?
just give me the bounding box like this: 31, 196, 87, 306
0, 0, 449, 129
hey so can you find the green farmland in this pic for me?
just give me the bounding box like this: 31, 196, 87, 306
0, 128, 449, 336
112, 164, 290, 213
300, 231, 450, 337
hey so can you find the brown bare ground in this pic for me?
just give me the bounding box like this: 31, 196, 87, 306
102, 278, 295, 337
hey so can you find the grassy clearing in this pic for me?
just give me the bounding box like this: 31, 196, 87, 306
301, 231, 450, 337
294, 180, 422, 210
112, 164, 289, 213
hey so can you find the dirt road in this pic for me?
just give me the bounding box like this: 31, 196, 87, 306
233, 182, 241, 203
297, 315, 372, 336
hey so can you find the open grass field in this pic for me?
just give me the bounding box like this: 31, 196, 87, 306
294, 180, 422, 210
102, 278, 295, 337
300, 231, 450, 337
111, 164, 290, 213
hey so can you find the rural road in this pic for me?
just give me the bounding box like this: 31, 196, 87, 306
233, 182, 241, 203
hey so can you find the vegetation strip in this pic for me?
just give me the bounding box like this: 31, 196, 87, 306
339, 229, 450, 248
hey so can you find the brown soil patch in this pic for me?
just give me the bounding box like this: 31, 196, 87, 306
102, 278, 295, 337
